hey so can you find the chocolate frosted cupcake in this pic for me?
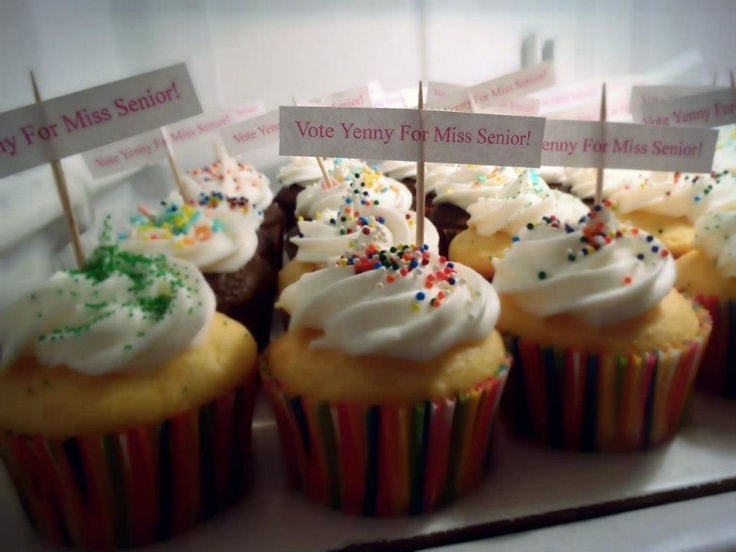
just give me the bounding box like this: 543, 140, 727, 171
0, 244, 258, 549
119, 192, 276, 349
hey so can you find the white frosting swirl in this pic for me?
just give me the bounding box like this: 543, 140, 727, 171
183, 154, 273, 212
118, 192, 259, 273
694, 210, 736, 278
0, 246, 215, 374
432, 166, 521, 210
562, 168, 652, 201
279, 247, 499, 360
713, 125, 736, 172
492, 204, 676, 326
277, 156, 333, 187
467, 170, 588, 236
295, 164, 412, 220
292, 205, 439, 265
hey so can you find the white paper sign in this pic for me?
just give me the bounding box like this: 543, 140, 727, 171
81, 102, 266, 178
542, 120, 717, 172
0, 63, 201, 179
320, 85, 374, 108
632, 88, 736, 127
470, 62, 556, 109
424, 89, 474, 112
630, 86, 725, 109
279, 106, 546, 166
426, 82, 464, 102
221, 109, 280, 155
478, 97, 541, 116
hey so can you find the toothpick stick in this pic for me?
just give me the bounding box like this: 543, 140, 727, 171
594, 83, 607, 206
292, 95, 334, 188
731, 70, 735, 88
160, 126, 186, 197
713, 70, 718, 86
30, 72, 86, 269
415, 81, 426, 247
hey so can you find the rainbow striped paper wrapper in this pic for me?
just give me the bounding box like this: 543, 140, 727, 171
260, 362, 509, 517
690, 294, 736, 397
0, 372, 258, 550
502, 305, 712, 452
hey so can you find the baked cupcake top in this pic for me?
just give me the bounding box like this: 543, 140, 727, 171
118, 192, 261, 274
183, 153, 273, 212
295, 161, 412, 220
278, 244, 499, 360
466, 169, 588, 236
0, 241, 215, 374
492, 202, 675, 327
431, 165, 522, 210
277, 156, 335, 187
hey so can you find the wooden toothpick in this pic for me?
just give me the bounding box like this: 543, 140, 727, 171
594, 83, 607, 206
415, 81, 426, 247
160, 126, 186, 197
30, 72, 86, 269
730, 70, 735, 89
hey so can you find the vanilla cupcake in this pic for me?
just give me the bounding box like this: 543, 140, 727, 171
449, 169, 588, 279
492, 202, 711, 451
428, 165, 522, 255
0, 244, 258, 548
279, 174, 440, 292
118, 192, 276, 349
264, 245, 510, 516
286, 161, 413, 259
676, 210, 736, 396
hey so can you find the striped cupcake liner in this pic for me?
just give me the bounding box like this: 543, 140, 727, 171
690, 295, 736, 397
0, 372, 258, 550
260, 360, 509, 517
501, 305, 712, 452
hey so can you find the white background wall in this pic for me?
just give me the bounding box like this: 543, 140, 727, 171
0, 0, 734, 306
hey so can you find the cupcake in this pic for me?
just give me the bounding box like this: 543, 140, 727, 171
449, 169, 588, 280
676, 210, 736, 397
0, 242, 259, 548
264, 245, 510, 516
492, 202, 712, 452
279, 176, 440, 293
183, 153, 285, 271
428, 165, 521, 255
118, 192, 276, 350
286, 161, 413, 259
